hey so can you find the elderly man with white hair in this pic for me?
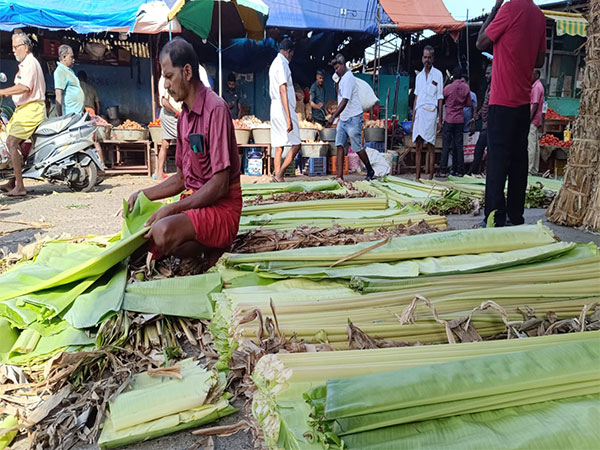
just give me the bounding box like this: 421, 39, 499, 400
0, 32, 46, 197
54, 44, 84, 116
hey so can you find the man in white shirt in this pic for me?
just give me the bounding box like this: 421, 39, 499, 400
269, 39, 301, 182
411, 45, 443, 180
155, 74, 182, 180
327, 53, 374, 180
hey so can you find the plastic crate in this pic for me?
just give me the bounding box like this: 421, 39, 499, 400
365, 141, 385, 152
300, 156, 327, 176
328, 155, 349, 175
270, 160, 296, 177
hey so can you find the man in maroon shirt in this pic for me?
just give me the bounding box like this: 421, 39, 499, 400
127, 38, 241, 263
477, 0, 546, 227
440, 66, 472, 177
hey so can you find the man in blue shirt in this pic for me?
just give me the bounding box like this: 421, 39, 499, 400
54, 44, 84, 116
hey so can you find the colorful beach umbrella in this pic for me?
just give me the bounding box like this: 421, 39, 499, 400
168, 0, 268, 94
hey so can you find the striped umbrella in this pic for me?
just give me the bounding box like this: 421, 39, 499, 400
168, 0, 269, 95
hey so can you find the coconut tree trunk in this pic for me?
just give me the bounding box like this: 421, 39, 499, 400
547, 0, 600, 230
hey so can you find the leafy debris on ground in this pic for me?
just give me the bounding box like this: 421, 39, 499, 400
231, 221, 439, 253
243, 190, 373, 206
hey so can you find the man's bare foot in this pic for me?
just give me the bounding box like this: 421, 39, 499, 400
0, 180, 15, 192
6, 187, 26, 197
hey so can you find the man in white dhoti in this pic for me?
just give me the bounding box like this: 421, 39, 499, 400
412, 45, 443, 180
269, 39, 301, 182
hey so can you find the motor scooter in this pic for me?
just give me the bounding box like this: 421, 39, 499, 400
0, 72, 104, 192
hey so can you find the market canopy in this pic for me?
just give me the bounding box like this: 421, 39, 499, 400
263, 0, 383, 35
0, 0, 180, 34
542, 10, 588, 38
379, 0, 464, 35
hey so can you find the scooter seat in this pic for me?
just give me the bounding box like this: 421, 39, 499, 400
34, 113, 82, 136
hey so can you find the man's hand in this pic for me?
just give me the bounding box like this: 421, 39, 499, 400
326, 118, 334, 128
317, 102, 323, 109
469, 122, 476, 135
437, 121, 443, 135
144, 204, 176, 231
287, 118, 293, 133
126, 191, 140, 213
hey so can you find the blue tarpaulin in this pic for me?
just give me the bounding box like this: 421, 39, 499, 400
264, 0, 387, 35
0, 0, 149, 33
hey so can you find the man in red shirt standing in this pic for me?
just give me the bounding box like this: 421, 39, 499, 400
440, 66, 472, 177
477, 0, 546, 227
127, 38, 241, 264
528, 69, 545, 174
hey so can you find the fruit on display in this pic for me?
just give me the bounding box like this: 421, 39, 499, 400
233, 120, 250, 130
545, 108, 568, 121
363, 119, 386, 129
116, 120, 144, 130
148, 118, 161, 127
299, 119, 323, 130
539, 134, 572, 148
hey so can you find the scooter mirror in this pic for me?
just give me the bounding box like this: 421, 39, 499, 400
0, 73, 7, 83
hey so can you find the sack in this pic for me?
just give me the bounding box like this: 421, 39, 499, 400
463, 132, 479, 164
363, 147, 391, 177
355, 78, 379, 112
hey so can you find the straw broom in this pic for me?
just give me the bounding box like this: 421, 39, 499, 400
548, 0, 600, 229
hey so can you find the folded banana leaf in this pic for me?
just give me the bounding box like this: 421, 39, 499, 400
312, 340, 599, 437
99, 359, 237, 448
226, 224, 557, 270
241, 179, 342, 196
6, 323, 95, 365
0, 193, 161, 302
341, 395, 599, 450
63, 264, 128, 329
122, 273, 221, 319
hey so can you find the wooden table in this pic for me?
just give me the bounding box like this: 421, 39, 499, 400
238, 144, 271, 176
101, 140, 152, 176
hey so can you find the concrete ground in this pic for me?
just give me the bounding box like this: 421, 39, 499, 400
2, 174, 598, 450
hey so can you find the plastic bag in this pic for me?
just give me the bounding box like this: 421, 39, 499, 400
363, 147, 391, 177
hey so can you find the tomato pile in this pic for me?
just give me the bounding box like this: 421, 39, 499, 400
545, 108, 568, 121
539, 134, 572, 147
148, 118, 161, 127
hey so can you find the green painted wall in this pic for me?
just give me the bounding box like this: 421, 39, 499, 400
355, 74, 410, 120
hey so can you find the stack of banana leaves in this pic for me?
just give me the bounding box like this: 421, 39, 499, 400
251, 332, 600, 449
418, 174, 563, 208
239, 179, 447, 231
212, 224, 599, 359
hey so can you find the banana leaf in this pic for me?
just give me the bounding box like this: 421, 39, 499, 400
100, 359, 236, 448
6, 323, 95, 365
63, 264, 128, 329
315, 340, 599, 436
341, 395, 599, 450
245, 242, 575, 280
241, 179, 342, 196
226, 224, 556, 270
0, 193, 161, 302
241, 197, 389, 216
98, 397, 237, 449
0, 318, 19, 363
0, 415, 18, 450
122, 273, 221, 319
239, 205, 424, 226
